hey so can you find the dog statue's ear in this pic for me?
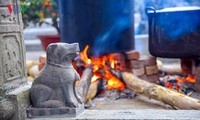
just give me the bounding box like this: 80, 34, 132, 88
47, 43, 58, 56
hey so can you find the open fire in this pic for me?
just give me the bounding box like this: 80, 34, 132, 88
78, 45, 125, 91
75, 45, 200, 96
35, 45, 200, 98
27, 44, 200, 110
159, 75, 196, 95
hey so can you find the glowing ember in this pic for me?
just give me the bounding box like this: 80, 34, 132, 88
159, 75, 196, 94
186, 75, 196, 83
88, 59, 92, 65
91, 75, 99, 82
107, 77, 125, 91
111, 60, 115, 69
79, 45, 126, 91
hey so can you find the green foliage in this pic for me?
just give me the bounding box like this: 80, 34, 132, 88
21, 0, 59, 32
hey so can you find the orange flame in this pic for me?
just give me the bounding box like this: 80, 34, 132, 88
177, 78, 185, 83
80, 45, 90, 65
186, 75, 196, 83
107, 77, 125, 91
79, 45, 125, 91
165, 75, 196, 91
176, 75, 196, 83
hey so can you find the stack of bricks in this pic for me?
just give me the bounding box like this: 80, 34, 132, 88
125, 50, 159, 83
38, 54, 46, 71
181, 59, 200, 92
194, 65, 200, 92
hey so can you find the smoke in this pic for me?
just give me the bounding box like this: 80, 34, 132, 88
91, 0, 134, 56
92, 18, 132, 56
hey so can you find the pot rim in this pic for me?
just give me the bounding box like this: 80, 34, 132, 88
146, 6, 200, 14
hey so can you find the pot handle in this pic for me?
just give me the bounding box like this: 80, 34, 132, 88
145, 6, 156, 16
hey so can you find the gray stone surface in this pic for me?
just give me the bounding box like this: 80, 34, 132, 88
27, 104, 84, 118
29, 43, 84, 117
0, 0, 30, 119
0, 83, 30, 120
0, 0, 27, 95
27, 109, 200, 120
88, 96, 172, 110
7, 84, 31, 120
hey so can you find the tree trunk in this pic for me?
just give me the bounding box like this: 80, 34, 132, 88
122, 72, 200, 110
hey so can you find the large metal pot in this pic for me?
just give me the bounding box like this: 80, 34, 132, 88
146, 6, 200, 58
59, 0, 134, 56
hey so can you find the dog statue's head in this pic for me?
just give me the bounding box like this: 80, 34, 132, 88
46, 43, 80, 65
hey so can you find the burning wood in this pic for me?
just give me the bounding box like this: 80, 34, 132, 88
76, 45, 200, 109
78, 45, 126, 91
159, 74, 197, 95
122, 72, 200, 110
78, 66, 93, 102
85, 80, 99, 103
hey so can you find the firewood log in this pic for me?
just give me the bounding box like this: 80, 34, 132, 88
122, 72, 200, 110
77, 66, 93, 102
85, 80, 98, 102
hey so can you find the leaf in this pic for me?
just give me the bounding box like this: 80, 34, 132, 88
20, 5, 26, 14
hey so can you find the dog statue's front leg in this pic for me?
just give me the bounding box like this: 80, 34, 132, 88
74, 71, 84, 104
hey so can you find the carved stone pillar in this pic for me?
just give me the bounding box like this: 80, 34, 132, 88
0, 0, 30, 120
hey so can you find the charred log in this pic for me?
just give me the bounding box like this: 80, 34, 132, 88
122, 72, 200, 110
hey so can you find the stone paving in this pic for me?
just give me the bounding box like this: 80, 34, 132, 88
28, 110, 200, 120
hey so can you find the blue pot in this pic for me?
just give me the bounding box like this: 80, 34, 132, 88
59, 0, 134, 56
146, 6, 200, 58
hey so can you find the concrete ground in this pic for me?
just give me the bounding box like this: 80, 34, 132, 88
76, 110, 200, 119
28, 110, 200, 120
88, 95, 172, 110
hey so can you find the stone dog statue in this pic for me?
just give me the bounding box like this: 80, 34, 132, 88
30, 43, 83, 109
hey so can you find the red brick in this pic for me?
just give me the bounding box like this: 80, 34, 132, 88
125, 50, 140, 60
132, 67, 145, 77
193, 63, 200, 92
38, 54, 46, 71
39, 54, 46, 64
126, 56, 157, 69
145, 65, 159, 75
194, 63, 200, 85
180, 59, 193, 76
194, 83, 200, 92
38, 63, 45, 71
109, 53, 125, 60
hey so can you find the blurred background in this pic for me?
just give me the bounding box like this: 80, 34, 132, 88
22, 0, 200, 60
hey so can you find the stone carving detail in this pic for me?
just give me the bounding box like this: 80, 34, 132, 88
0, 1, 18, 24
28, 43, 84, 117
0, 0, 29, 120
0, 59, 2, 85
1, 35, 22, 81
0, 59, 2, 77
